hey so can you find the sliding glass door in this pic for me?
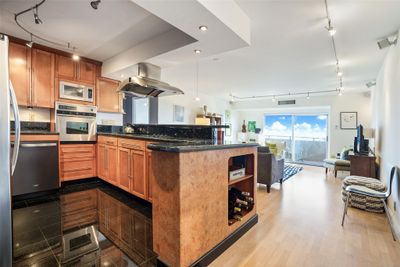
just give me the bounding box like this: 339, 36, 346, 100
264, 114, 328, 165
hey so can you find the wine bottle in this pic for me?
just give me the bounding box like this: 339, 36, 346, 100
245, 196, 254, 203
233, 214, 242, 221
234, 207, 241, 213
241, 191, 251, 197
236, 198, 248, 205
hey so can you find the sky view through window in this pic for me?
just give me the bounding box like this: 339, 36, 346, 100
264, 114, 327, 140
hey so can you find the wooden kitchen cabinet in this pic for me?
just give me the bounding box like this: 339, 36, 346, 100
79, 61, 97, 85
117, 147, 131, 192
146, 151, 154, 202
55, 55, 75, 80
97, 136, 118, 185
9, 42, 30, 106
97, 77, 122, 113
131, 150, 146, 199
56, 55, 96, 85
59, 144, 96, 181
97, 136, 153, 202
107, 145, 118, 185
9, 42, 55, 108
32, 49, 55, 108
97, 144, 107, 179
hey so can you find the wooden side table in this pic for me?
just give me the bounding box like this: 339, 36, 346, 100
349, 155, 377, 178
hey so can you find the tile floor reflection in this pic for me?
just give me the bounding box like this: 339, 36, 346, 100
12, 180, 156, 267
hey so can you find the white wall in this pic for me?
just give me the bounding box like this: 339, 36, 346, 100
10, 107, 50, 122
371, 30, 400, 235
231, 92, 372, 156
158, 91, 230, 124
96, 112, 123, 126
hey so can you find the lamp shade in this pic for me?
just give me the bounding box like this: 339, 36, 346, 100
364, 128, 375, 139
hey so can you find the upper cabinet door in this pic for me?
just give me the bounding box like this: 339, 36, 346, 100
78, 61, 96, 85
56, 55, 75, 80
97, 77, 121, 113
9, 42, 30, 106
32, 49, 55, 108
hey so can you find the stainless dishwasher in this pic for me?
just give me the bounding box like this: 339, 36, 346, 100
12, 141, 59, 196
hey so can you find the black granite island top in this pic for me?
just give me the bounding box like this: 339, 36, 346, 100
147, 141, 259, 153
97, 132, 201, 143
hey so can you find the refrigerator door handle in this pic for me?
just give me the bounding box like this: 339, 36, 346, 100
10, 81, 20, 175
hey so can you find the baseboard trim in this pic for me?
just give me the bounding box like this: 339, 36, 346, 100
387, 207, 400, 241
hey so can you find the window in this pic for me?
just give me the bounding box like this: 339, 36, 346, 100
264, 114, 328, 165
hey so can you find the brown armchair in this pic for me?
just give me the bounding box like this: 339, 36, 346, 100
257, 146, 284, 193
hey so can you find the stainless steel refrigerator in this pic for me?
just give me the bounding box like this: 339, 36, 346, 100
0, 34, 21, 266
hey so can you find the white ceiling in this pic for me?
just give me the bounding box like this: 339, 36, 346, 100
0, 0, 187, 61
149, 0, 400, 100
1, 0, 400, 102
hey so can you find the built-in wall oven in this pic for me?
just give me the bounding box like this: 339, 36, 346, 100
60, 81, 94, 103
56, 102, 97, 142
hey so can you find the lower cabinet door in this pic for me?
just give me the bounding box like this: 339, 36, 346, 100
146, 152, 153, 202
131, 150, 146, 199
107, 145, 118, 185
97, 144, 107, 179
117, 147, 131, 192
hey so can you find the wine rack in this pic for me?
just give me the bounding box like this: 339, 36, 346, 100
228, 154, 255, 226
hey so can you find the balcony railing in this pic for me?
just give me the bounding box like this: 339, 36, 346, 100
264, 134, 327, 165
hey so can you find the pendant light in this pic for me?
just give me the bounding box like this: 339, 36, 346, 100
194, 61, 200, 101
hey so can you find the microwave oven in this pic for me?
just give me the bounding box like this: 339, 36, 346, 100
59, 81, 94, 102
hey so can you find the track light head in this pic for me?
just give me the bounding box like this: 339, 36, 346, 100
33, 7, 42, 24
366, 81, 376, 88
90, 0, 101, 10
26, 34, 33, 48
377, 38, 397, 50
327, 26, 336, 36
26, 41, 33, 48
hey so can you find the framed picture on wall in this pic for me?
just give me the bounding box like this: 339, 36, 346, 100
173, 105, 184, 122
340, 112, 358, 129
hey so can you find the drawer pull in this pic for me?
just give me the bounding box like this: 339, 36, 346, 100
65, 167, 92, 172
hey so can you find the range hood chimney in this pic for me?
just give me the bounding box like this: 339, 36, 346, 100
117, 62, 184, 98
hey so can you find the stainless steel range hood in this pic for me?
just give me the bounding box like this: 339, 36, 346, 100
117, 63, 184, 98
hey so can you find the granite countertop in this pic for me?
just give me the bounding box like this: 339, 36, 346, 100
97, 132, 198, 143
12, 131, 59, 135
147, 141, 259, 153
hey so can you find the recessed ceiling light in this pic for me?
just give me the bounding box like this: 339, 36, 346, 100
72, 54, 80, 61
199, 25, 208, 31
194, 49, 201, 54
337, 71, 343, 77
195, 96, 200, 101
328, 27, 336, 36
120, 74, 125, 78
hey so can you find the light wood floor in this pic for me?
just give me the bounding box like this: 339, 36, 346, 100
210, 166, 400, 267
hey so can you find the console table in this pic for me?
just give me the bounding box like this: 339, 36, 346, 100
350, 155, 377, 178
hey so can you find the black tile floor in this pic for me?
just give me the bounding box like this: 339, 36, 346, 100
12, 179, 157, 267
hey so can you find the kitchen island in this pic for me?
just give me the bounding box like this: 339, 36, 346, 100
148, 142, 259, 267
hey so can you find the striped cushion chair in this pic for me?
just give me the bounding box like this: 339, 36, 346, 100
342, 176, 386, 213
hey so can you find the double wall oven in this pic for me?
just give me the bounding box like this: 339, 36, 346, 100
56, 102, 97, 142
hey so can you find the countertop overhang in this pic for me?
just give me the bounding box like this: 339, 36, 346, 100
147, 142, 259, 153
